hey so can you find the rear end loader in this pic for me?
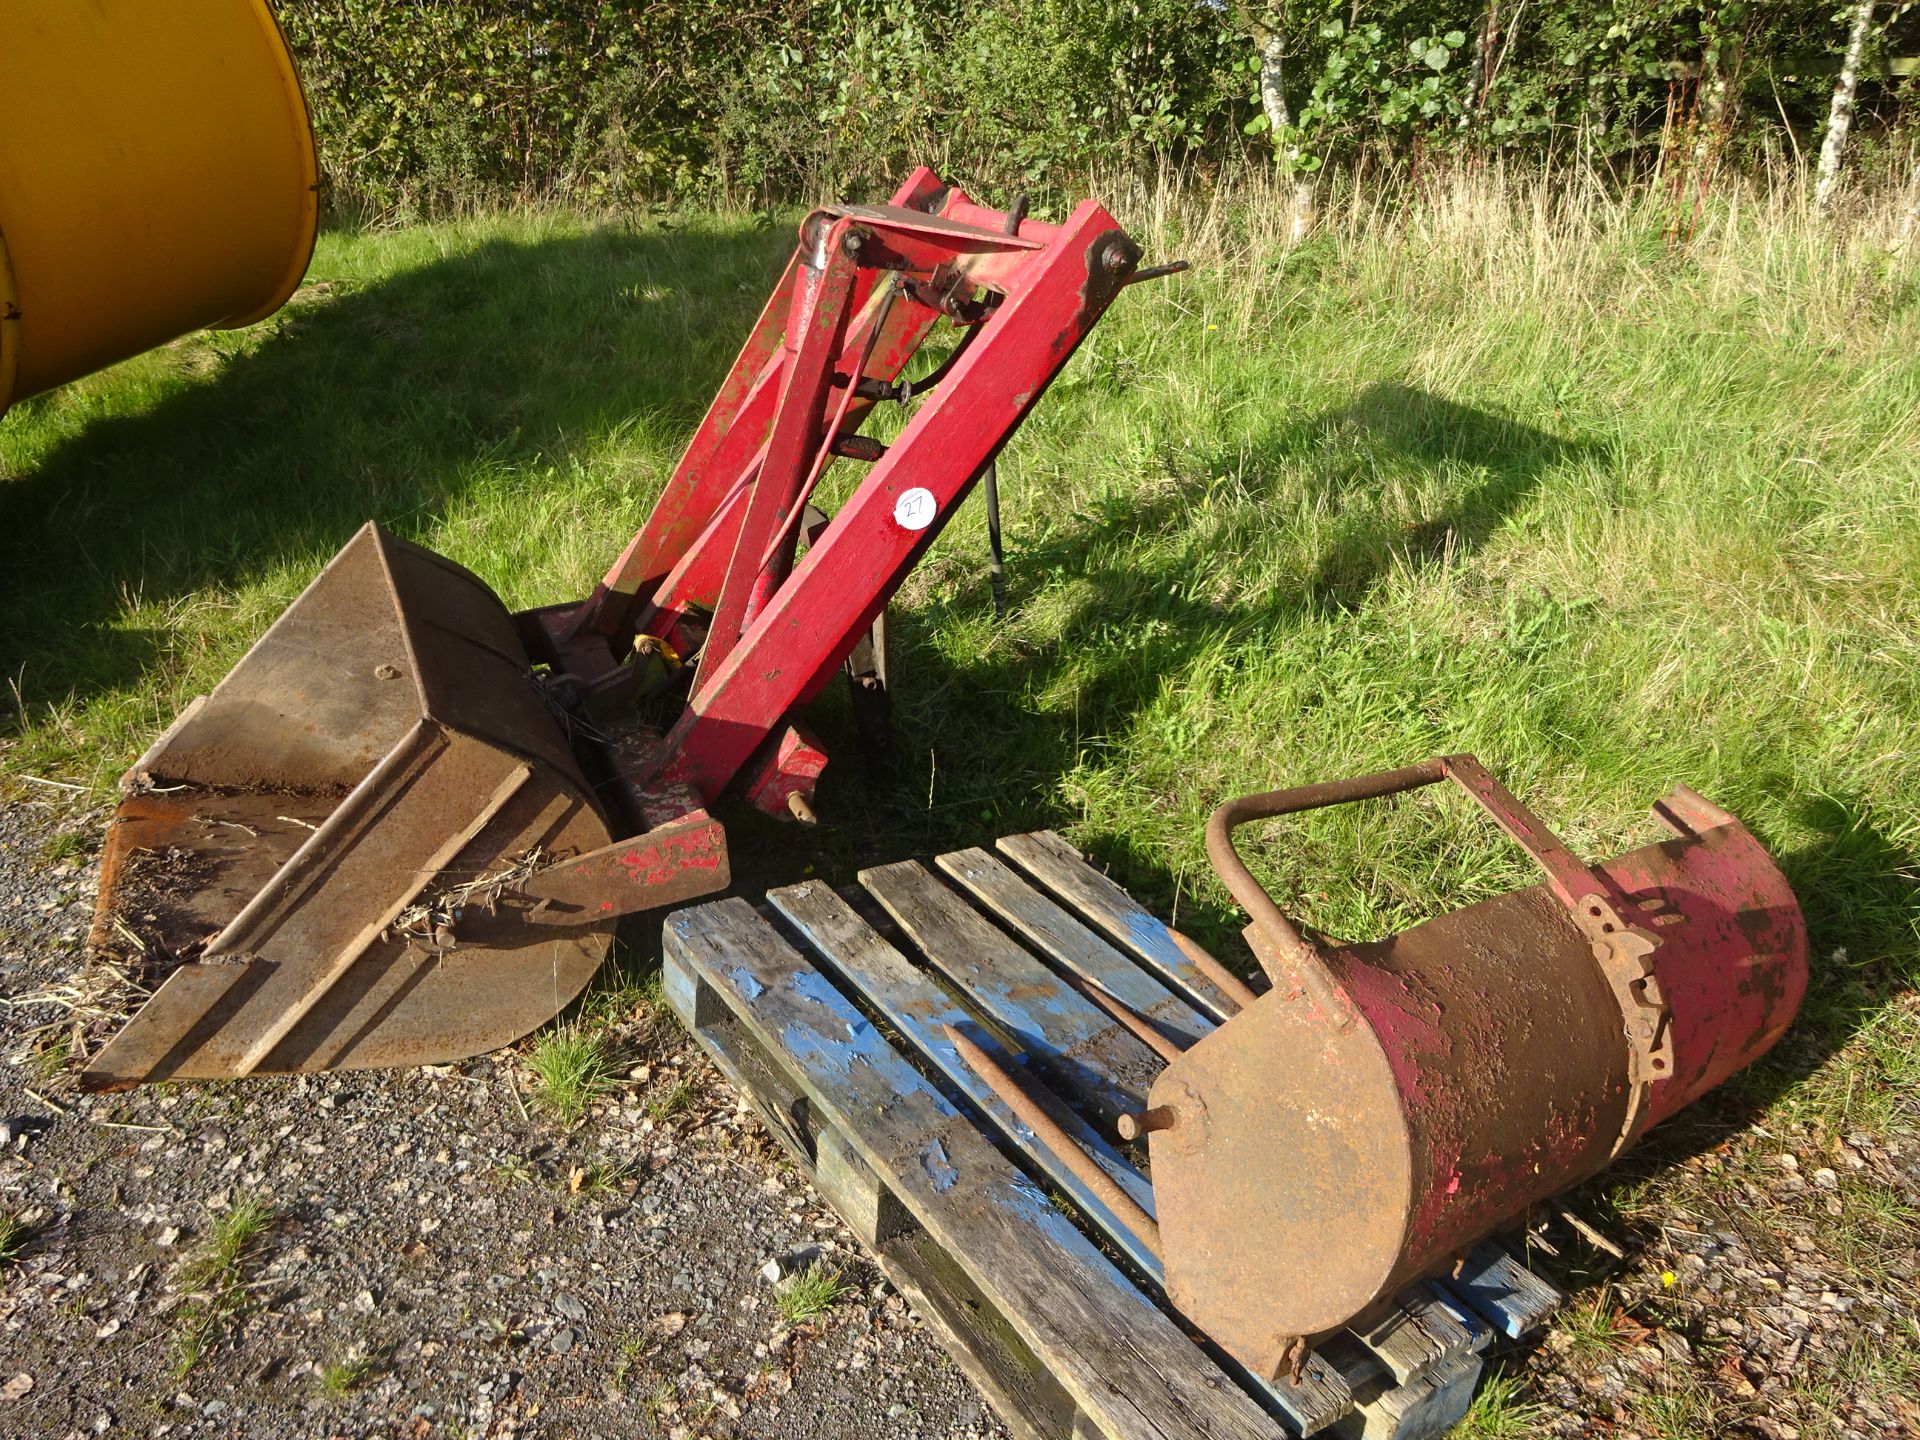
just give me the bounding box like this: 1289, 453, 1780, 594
85, 169, 1171, 1087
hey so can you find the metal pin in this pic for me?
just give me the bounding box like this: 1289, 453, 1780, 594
981, 460, 1008, 621
942, 1024, 1161, 1259
1123, 259, 1191, 285
1116, 1106, 1178, 1142
1052, 968, 1183, 1063
1166, 927, 1261, 1012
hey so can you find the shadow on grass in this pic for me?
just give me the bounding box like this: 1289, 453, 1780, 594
1304, 381, 1576, 606
0, 219, 789, 717
819, 381, 1594, 874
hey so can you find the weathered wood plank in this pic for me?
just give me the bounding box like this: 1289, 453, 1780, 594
1425, 1286, 1494, 1356
816, 1124, 918, 1249
1350, 1287, 1478, 1384
765, 879, 1160, 1268
996, 831, 1252, 1023
665, 950, 1074, 1440
936, 847, 1213, 1051
765, 880, 1356, 1436
666, 898, 1283, 1440
859, 859, 1162, 1120
1434, 1242, 1563, 1339
1331, 1350, 1481, 1440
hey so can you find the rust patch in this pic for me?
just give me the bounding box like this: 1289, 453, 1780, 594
1145, 754, 1807, 1378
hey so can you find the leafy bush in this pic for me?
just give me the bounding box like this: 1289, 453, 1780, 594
274, 0, 1917, 217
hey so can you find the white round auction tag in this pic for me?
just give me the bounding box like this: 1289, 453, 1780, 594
893, 487, 937, 531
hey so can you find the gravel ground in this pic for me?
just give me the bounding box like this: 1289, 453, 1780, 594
3, 786, 1915, 1440
0, 790, 1008, 1440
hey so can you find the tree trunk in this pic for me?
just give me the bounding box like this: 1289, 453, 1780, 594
1581, 72, 1606, 172
1692, 35, 1742, 177
1459, 8, 1492, 132
1815, 0, 1877, 210
1255, 26, 1317, 241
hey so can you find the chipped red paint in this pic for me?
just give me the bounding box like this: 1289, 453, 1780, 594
741, 725, 830, 821
1610, 787, 1808, 1130
517, 804, 730, 922
1148, 756, 1808, 1381
542, 171, 1144, 845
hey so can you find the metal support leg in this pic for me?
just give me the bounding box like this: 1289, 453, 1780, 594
983, 460, 1008, 620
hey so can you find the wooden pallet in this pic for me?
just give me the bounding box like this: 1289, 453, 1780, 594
663, 831, 1565, 1440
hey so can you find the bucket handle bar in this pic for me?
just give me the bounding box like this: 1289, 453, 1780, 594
1205, 753, 1615, 1011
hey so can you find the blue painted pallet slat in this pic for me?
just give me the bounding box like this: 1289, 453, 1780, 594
1422, 1283, 1494, 1355
996, 830, 1253, 1024
663, 897, 1283, 1440
858, 859, 1163, 1119
763, 880, 1162, 1261
1433, 1242, 1563, 1340
936, 847, 1215, 1050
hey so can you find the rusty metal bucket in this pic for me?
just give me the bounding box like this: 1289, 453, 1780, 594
83, 523, 724, 1088
1141, 756, 1806, 1381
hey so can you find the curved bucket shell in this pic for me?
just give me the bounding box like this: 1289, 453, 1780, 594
83, 525, 616, 1088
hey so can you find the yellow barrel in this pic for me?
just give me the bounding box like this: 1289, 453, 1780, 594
0, 1, 320, 417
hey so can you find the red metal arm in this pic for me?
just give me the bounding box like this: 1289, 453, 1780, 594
651, 197, 1139, 797
573, 169, 956, 638
528, 172, 1153, 833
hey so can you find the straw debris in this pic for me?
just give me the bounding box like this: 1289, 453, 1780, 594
385, 847, 547, 949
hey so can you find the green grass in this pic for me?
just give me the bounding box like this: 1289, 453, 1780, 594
607, 1335, 652, 1398
526, 1025, 619, 1125
37, 830, 85, 864
1630, 1367, 1728, 1440
1454, 1362, 1548, 1438
574, 945, 668, 1029
177, 1195, 274, 1294
1555, 1287, 1647, 1364
774, 1261, 850, 1324
643, 1078, 696, 1123
318, 1352, 373, 1396
567, 1155, 637, 1199
171, 1196, 274, 1376
491, 1155, 538, 1187
0, 1213, 28, 1267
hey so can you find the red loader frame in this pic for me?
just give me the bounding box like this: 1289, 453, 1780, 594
514, 168, 1156, 902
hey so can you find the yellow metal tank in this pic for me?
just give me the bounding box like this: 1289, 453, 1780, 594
0, 1, 320, 418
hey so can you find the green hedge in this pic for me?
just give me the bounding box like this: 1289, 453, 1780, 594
275, 0, 1916, 217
